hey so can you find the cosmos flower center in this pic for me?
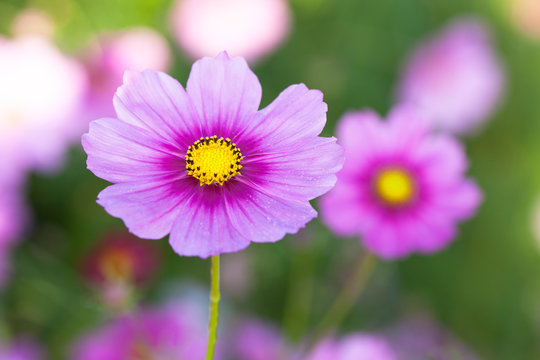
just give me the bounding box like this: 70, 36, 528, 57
185, 136, 243, 186
99, 249, 134, 282
374, 168, 415, 205
129, 340, 154, 360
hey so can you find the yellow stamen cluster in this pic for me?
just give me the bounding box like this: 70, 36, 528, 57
185, 136, 243, 186
374, 168, 415, 206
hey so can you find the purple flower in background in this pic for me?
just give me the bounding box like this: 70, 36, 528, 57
387, 313, 479, 360
306, 334, 397, 360
397, 18, 504, 135
0, 339, 43, 360
0, 179, 28, 288
170, 0, 291, 62
72, 303, 208, 360
0, 35, 87, 173
82, 27, 171, 121
0, 186, 26, 249
228, 319, 288, 360
320, 106, 481, 259
82, 52, 343, 258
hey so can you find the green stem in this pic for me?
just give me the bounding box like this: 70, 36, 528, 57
283, 245, 316, 342
205, 256, 221, 360
309, 251, 377, 348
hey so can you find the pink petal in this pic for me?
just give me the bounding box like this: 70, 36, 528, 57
168, 180, 317, 258
225, 180, 317, 244
113, 70, 200, 147
335, 110, 386, 167
186, 51, 262, 136
82, 118, 183, 183
411, 134, 468, 183
168, 185, 250, 258
243, 137, 343, 201
319, 179, 365, 236
97, 176, 193, 240
238, 83, 326, 147
427, 179, 482, 220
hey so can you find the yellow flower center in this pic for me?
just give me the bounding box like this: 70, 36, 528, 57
185, 136, 243, 186
374, 168, 415, 206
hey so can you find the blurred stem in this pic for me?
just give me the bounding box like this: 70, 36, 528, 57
308, 251, 377, 348
205, 256, 221, 360
283, 245, 317, 342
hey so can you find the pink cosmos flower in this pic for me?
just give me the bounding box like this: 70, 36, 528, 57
72, 303, 208, 360
170, 0, 291, 62
0, 35, 87, 172
306, 334, 397, 360
83, 27, 171, 120
320, 106, 481, 259
397, 18, 504, 135
82, 52, 343, 258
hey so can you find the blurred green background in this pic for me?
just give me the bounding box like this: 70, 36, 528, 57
1, 0, 540, 359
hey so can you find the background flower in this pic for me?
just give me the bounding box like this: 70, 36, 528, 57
0, 35, 87, 173
0, 339, 43, 360
227, 319, 288, 360
386, 313, 479, 360
71, 302, 208, 360
509, 0, 540, 40
320, 106, 481, 258
81, 27, 171, 122
306, 334, 397, 360
170, 0, 291, 62
396, 18, 504, 135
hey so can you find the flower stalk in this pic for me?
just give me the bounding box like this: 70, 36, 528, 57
308, 251, 377, 349
205, 255, 221, 360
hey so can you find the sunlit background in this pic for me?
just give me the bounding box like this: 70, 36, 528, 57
0, 0, 539, 359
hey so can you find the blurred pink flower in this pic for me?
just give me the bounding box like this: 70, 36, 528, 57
397, 18, 504, 135
229, 319, 288, 360
306, 334, 396, 360
0, 35, 87, 172
320, 106, 482, 259
0, 186, 26, 249
0, 339, 43, 360
510, 0, 540, 40
81, 231, 160, 286
72, 303, 209, 360
82, 27, 171, 120
170, 0, 291, 62
0, 181, 28, 288
80, 231, 161, 310
387, 313, 479, 360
